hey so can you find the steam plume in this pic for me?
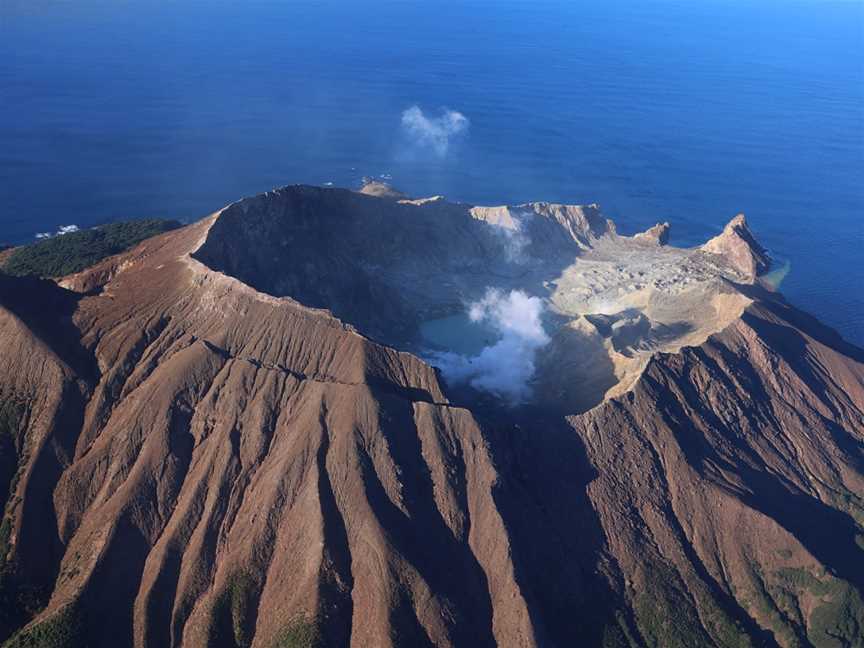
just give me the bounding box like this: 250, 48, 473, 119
499, 211, 531, 264
430, 289, 549, 403
400, 106, 469, 157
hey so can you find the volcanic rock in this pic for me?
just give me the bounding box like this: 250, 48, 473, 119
701, 213, 771, 280
0, 185, 860, 648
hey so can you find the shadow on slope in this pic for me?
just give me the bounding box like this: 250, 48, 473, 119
649, 327, 864, 595
0, 275, 97, 642
0, 274, 96, 381
483, 410, 637, 646
362, 386, 498, 647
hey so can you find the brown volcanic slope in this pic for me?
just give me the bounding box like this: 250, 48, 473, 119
0, 185, 862, 648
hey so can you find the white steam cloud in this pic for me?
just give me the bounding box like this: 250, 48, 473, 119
499, 211, 531, 264
400, 106, 469, 157
430, 289, 549, 403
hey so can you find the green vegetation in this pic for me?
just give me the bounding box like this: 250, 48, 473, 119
210, 572, 257, 648
632, 564, 714, 648
773, 568, 864, 648
600, 613, 640, 648
631, 560, 757, 648
0, 397, 23, 642
827, 489, 864, 528
269, 617, 321, 648
209, 571, 322, 648
1, 604, 86, 648
0, 396, 56, 644
700, 601, 755, 648
739, 560, 804, 647
1, 219, 181, 278
0, 396, 22, 574
741, 563, 864, 648
0, 519, 10, 577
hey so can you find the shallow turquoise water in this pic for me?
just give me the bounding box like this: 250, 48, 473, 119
1, 0, 862, 344
420, 314, 500, 357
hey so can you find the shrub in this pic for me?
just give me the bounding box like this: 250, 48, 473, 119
1, 604, 86, 648
2, 220, 180, 278
210, 572, 258, 648
270, 617, 322, 648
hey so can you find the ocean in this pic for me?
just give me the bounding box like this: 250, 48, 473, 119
2, 0, 862, 344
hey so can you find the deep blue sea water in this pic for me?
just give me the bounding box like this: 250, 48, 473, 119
2, 0, 862, 344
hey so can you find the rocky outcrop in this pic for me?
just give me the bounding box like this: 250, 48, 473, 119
358, 180, 408, 200
0, 186, 860, 648
633, 222, 670, 245
701, 214, 771, 280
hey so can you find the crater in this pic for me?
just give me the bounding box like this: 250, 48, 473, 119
193, 183, 765, 413
420, 313, 501, 356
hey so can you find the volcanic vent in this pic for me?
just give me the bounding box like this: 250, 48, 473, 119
192, 183, 765, 413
